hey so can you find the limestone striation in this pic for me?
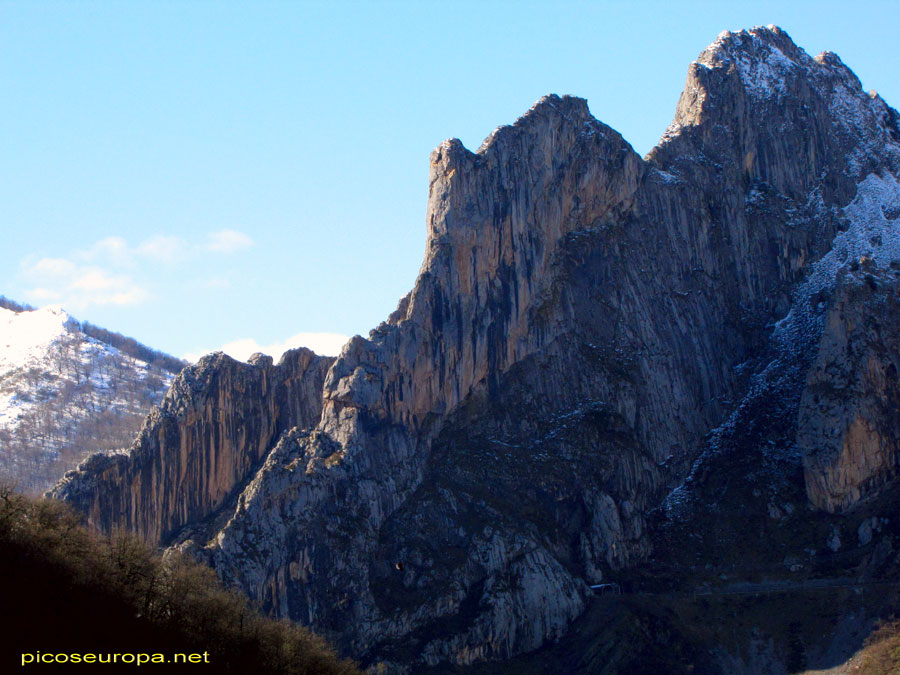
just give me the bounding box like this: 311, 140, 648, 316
49, 348, 333, 545
52, 26, 900, 672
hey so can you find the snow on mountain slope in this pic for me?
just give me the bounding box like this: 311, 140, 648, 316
0, 304, 179, 493
0, 305, 71, 371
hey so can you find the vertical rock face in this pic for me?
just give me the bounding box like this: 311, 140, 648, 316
52, 26, 900, 672
800, 262, 900, 512
325, 96, 644, 434
49, 348, 333, 544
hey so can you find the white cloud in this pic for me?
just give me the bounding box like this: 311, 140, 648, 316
205, 229, 253, 253
23, 258, 149, 309
74, 234, 188, 266
137, 235, 188, 264
19, 229, 255, 312
31, 257, 78, 276
184, 332, 350, 363
77, 236, 132, 267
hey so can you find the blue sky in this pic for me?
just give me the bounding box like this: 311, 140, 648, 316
2, 1, 898, 361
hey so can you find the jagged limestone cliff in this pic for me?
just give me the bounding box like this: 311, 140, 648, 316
51, 26, 900, 672
51, 349, 333, 544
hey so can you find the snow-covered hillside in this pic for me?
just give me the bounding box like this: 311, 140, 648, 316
0, 303, 181, 493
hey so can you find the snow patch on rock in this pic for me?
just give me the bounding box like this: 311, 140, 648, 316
774, 173, 900, 352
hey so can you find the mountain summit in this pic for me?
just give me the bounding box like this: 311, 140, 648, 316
0, 300, 183, 493
51, 27, 900, 672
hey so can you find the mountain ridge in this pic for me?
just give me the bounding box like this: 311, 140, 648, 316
50, 26, 900, 672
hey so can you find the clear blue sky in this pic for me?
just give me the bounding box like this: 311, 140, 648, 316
2, 1, 898, 360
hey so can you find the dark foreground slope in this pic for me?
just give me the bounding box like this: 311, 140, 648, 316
0, 487, 358, 674
51, 26, 900, 673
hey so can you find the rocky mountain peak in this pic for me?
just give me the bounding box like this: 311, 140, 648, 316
49, 28, 900, 672
473, 94, 596, 155
698, 25, 809, 74
653, 24, 900, 215
324, 90, 644, 443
